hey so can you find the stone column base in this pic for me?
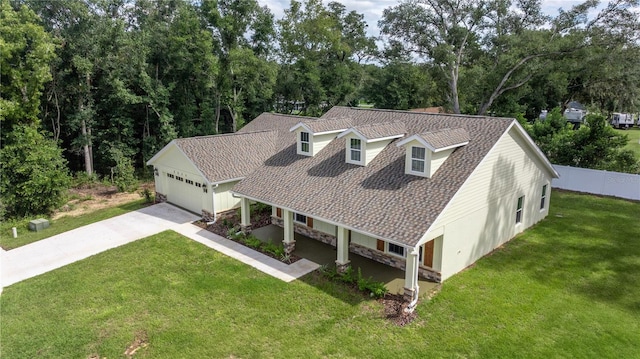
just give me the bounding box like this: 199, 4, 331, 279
335, 261, 351, 274
156, 192, 167, 203
202, 210, 215, 222
240, 224, 252, 234
283, 240, 296, 255
403, 287, 417, 303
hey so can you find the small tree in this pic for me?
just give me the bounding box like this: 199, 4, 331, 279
109, 147, 137, 192
0, 125, 71, 217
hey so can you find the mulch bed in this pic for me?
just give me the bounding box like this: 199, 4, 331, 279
194, 208, 301, 264
380, 294, 417, 326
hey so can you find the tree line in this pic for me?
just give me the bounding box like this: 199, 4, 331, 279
1, 0, 639, 218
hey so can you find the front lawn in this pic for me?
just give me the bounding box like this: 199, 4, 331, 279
0, 199, 149, 250
615, 127, 640, 159
1, 191, 639, 358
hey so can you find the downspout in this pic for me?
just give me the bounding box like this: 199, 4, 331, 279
206, 183, 219, 225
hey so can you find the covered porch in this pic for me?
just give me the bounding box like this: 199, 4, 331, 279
251, 224, 439, 297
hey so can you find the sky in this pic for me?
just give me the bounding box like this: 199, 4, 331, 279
256, 0, 615, 38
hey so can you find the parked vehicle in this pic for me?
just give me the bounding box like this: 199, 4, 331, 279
610, 113, 635, 129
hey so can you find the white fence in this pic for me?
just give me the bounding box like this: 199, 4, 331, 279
552, 165, 640, 201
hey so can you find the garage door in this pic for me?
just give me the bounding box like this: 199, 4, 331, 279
166, 173, 203, 214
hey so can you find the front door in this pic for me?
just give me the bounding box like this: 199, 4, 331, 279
423, 240, 434, 268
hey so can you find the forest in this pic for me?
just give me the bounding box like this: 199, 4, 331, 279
1, 0, 639, 218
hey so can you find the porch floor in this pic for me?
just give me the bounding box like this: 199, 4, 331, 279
251, 225, 439, 296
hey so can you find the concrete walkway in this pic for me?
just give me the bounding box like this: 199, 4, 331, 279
0, 203, 319, 290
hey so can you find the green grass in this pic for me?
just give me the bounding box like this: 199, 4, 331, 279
1, 192, 639, 358
615, 127, 640, 159
0, 199, 149, 250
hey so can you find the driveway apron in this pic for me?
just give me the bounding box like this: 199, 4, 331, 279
0, 203, 199, 288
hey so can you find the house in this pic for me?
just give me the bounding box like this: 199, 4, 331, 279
148, 107, 559, 302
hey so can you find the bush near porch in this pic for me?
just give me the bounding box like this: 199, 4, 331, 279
1, 191, 639, 358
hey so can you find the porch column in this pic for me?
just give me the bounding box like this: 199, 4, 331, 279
282, 209, 296, 254
335, 226, 350, 273
240, 197, 251, 233
403, 248, 420, 303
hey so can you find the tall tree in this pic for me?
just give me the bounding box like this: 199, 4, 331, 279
379, 0, 640, 115
202, 0, 275, 132
276, 0, 376, 115
0, 0, 71, 217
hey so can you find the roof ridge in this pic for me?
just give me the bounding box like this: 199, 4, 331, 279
262, 112, 319, 120
329, 106, 514, 120
175, 130, 276, 141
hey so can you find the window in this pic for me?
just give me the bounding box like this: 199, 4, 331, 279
388, 243, 405, 257
294, 213, 307, 224
540, 184, 547, 210
411, 146, 426, 173
300, 132, 310, 153
516, 196, 524, 224
167, 173, 175, 179
350, 138, 361, 162
186, 179, 194, 185
176, 176, 184, 182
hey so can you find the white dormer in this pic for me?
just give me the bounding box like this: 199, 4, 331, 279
337, 122, 405, 166
396, 128, 470, 178
290, 118, 352, 156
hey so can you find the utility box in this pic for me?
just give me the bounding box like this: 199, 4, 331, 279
29, 218, 50, 232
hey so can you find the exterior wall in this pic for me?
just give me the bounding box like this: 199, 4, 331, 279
350, 231, 377, 249
364, 139, 391, 165
151, 144, 210, 215
312, 133, 336, 156
428, 126, 554, 281
430, 148, 454, 177
314, 218, 336, 236
272, 210, 441, 281
214, 180, 241, 212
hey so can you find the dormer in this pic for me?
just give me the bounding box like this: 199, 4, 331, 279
289, 118, 352, 156
337, 122, 405, 166
396, 128, 470, 178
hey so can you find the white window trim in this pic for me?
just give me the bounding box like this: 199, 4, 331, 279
540, 184, 547, 211
294, 213, 307, 224
300, 131, 310, 154
348, 138, 363, 165
516, 196, 524, 224
387, 243, 406, 258
409, 146, 426, 174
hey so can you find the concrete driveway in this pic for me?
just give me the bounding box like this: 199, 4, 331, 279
0, 203, 199, 289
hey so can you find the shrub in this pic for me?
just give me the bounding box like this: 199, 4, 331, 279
139, 187, 154, 203
244, 235, 262, 249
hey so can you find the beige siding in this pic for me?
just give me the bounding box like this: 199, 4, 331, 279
429, 148, 454, 177
427, 126, 554, 281
314, 218, 336, 235
154, 145, 201, 175
351, 231, 377, 249
312, 133, 336, 156
364, 139, 391, 165
214, 180, 241, 212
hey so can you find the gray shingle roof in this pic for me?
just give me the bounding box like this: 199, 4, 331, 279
300, 118, 352, 133
232, 107, 514, 247
420, 128, 470, 150
174, 131, 277, 183
240, 113, 318, 147
349, 121, 406, 141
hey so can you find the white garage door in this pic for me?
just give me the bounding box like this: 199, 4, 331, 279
166, 173, 203, 214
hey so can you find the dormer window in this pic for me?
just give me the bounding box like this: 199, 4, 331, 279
350, 138, 362, 163
300, 132, 310, 153
338, 122, 405, 166
290, 118, 352, 156
411, 146, 426, 173
397, 128, 470, 178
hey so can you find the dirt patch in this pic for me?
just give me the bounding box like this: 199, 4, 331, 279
52, 183, 153, 220
124, 331, 149, 357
